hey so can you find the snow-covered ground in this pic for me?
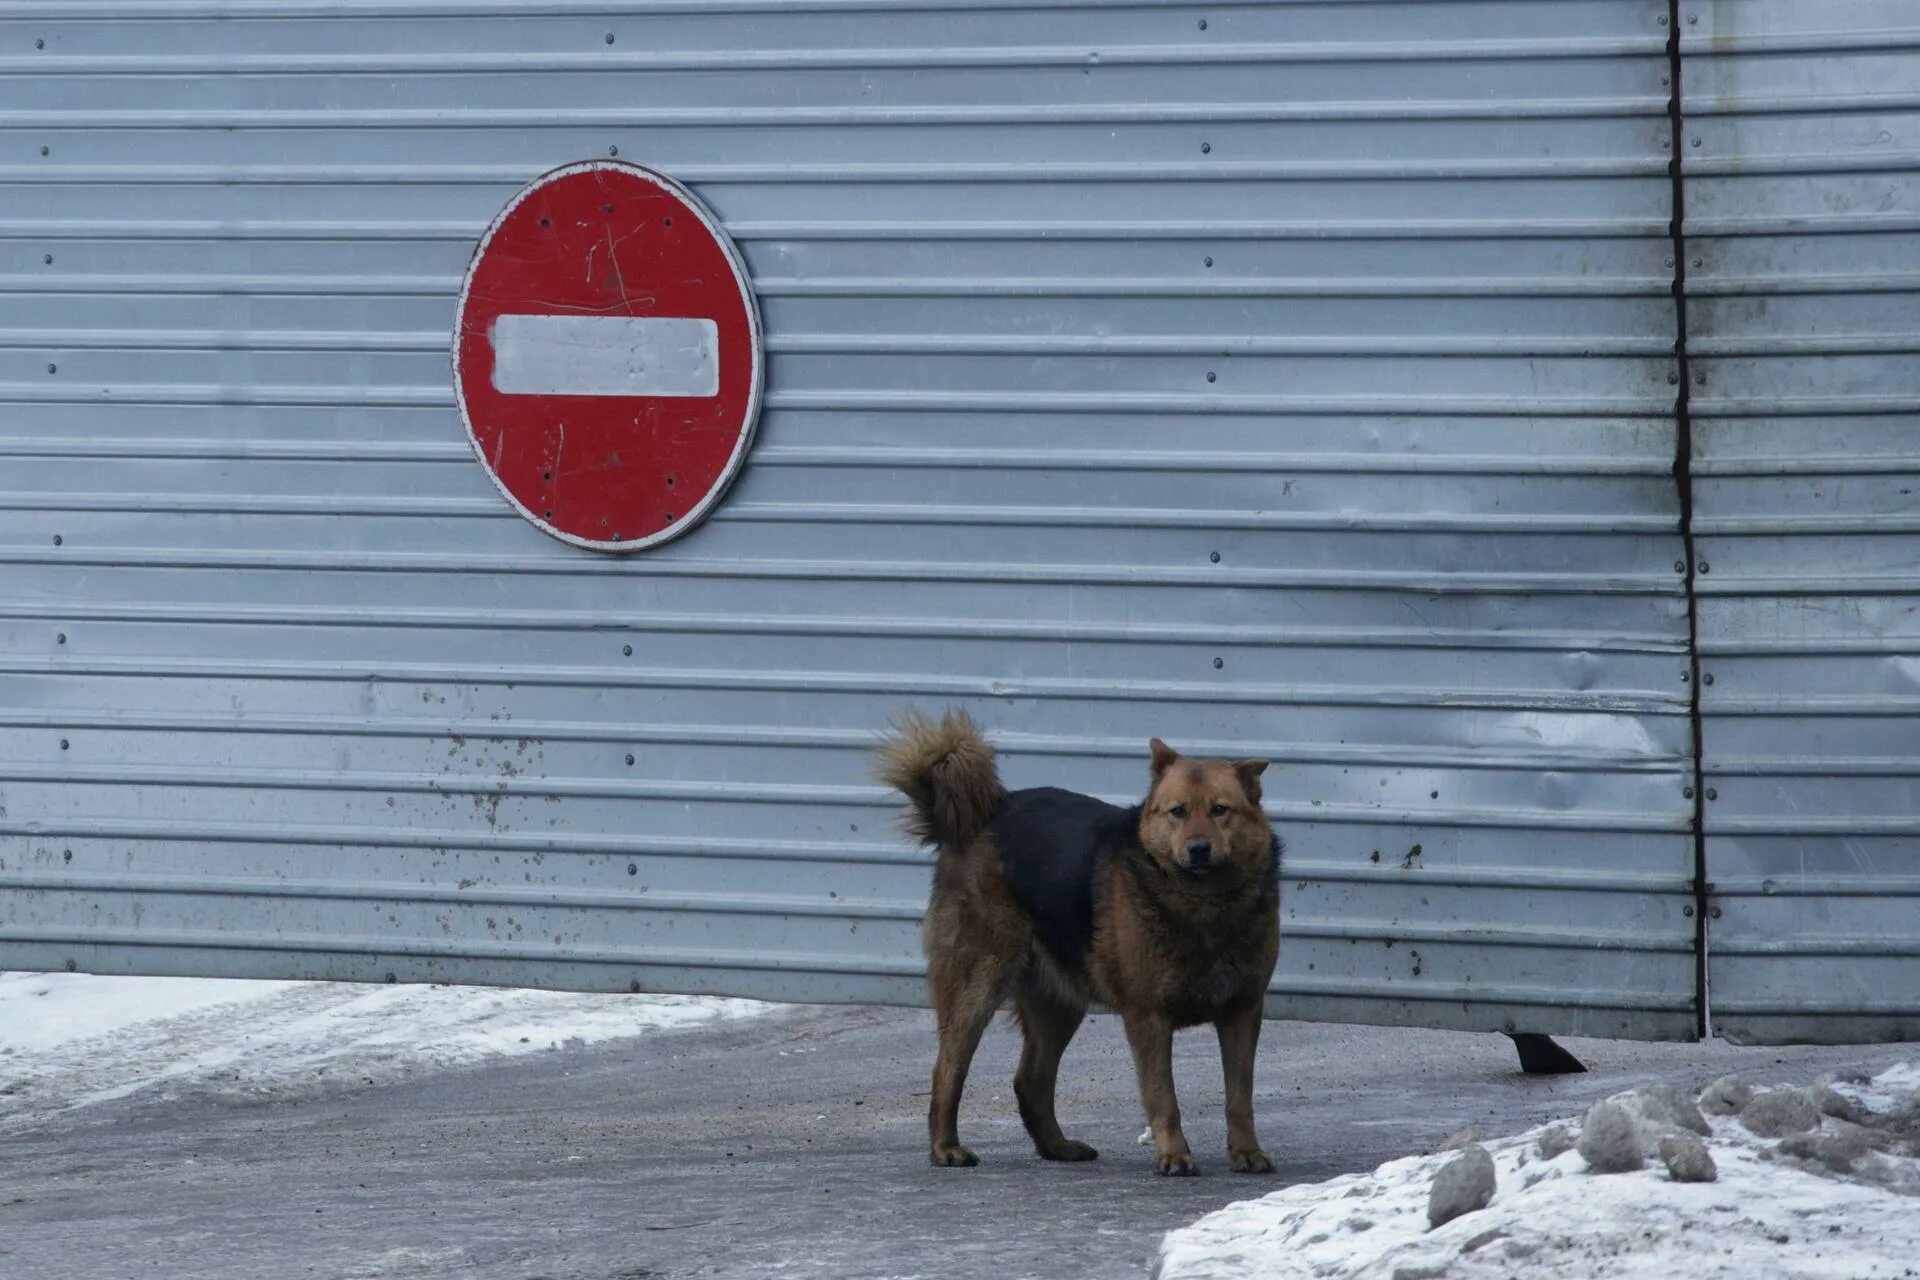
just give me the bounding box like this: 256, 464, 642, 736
1158, 1062, 1920, 1280
0, 970, 774, 1124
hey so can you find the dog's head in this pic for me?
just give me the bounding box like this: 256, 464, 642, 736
1139, 739, 1272, 879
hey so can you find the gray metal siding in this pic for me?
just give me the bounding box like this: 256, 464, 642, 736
1, 2, 1695, 1037
1683, 0, 1920, 1044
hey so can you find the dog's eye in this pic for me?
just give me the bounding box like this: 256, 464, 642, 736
1168, 804, 1188, 820
1210, 803, 1230, 818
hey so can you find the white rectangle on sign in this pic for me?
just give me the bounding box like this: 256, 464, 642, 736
489, 314, 720, 398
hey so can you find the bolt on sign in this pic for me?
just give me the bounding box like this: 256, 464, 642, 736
453, 161, 764, 551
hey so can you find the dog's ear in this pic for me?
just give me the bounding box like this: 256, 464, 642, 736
1149, 738, 1179, 780
1233, 759, 1268, 805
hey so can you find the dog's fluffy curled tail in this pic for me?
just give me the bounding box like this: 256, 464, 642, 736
876, 707, 1006, 852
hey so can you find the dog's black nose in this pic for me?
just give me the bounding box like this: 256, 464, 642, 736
1185, 838, 1212, 864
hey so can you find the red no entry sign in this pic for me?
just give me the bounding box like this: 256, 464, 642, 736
453, 161, 763, 552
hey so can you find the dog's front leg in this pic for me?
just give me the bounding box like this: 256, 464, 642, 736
1121, 1011, 1195, 1175
1215, 1003, 1273, 1173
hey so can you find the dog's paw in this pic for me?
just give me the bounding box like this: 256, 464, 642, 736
1155, 1151, 1200, 1177
1229, 1148, 1275, 1174
1042, 1140, 1099, 1163
930, 1144, 979, 1168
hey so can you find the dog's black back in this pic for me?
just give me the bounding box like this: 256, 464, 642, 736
988, 786, 1141, 972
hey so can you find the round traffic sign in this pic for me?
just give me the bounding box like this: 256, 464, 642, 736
453, 161, 763, 552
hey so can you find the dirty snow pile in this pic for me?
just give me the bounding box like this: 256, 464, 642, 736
0, 971, 773, 1123
1157, 1062, 1920, 1280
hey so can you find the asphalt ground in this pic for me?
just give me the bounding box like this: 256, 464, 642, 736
3, 1003, 1913, 1280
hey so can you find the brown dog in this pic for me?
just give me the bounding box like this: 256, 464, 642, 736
877, 708, 1281, 1176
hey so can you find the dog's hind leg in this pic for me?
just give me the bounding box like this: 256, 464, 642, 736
1012, 989, 1096, 1162
927, 952, 1009, 1168
1216, 1003, 1274, 1173
1121, 1010, 1196, 1175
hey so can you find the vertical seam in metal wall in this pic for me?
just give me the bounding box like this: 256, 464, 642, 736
1665, 0, 1709, 1042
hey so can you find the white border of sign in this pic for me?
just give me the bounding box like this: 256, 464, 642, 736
451, 159, 765, 555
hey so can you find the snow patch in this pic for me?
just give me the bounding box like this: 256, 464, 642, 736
1157, 1062, 1920, 1280
0, 971, 306, 1053
0, 971, 774, 1123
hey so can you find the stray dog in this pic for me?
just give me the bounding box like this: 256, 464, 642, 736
877, 708, 1281, 1176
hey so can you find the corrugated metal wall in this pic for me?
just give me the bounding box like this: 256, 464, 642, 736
1684, 0, 1920, 1044
1, 2, 1698, 1039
